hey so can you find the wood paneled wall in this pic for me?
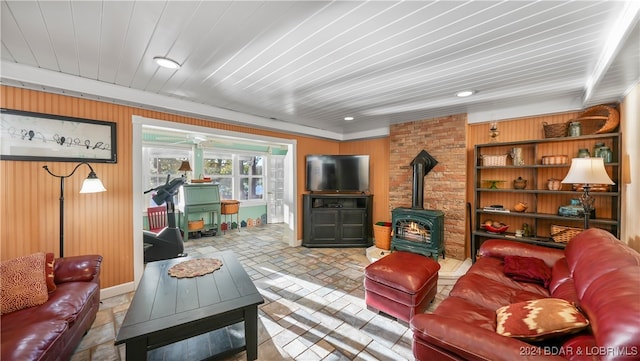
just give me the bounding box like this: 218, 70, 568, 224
340, 137, 390, 223
466, 112, 583, 203
0, 85, 390, 288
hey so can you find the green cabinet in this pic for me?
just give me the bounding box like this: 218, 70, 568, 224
178, 184, 221, 240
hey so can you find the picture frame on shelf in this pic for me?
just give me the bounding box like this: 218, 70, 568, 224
0, 108, 117, 163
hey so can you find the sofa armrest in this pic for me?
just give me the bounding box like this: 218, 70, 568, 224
54, 255, 103, 284
411, 314, 566, 361
478, 240, 565, 267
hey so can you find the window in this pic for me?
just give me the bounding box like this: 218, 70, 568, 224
203, 152, 266, 202
203, 153, 233, 199
238, 156, 264, 201
143, 146, 191, 205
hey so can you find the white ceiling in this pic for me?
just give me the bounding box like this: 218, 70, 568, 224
1, 1, 639, 140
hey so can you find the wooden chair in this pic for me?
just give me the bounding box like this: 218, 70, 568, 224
147, 205, 167, 234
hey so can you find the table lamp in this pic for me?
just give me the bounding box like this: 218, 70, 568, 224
178, 160, 192, 177
561, 157, 614, 230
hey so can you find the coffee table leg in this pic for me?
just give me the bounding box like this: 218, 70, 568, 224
125, 340, 147, 360
244, 306, 258, 361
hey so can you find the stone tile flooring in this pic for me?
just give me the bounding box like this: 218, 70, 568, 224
70, 224, 465, 361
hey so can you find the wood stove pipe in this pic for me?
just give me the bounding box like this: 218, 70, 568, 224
410, 150, 438, 209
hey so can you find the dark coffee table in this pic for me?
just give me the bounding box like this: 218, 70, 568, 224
115, 251, 264, 360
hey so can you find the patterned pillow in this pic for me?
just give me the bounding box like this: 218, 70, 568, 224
1, 252, 49, 315
45, 252, 56, 293
503, 255, 552, 288
496, 298, 589, 341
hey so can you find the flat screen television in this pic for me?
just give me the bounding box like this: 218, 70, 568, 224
305, 155, 370, 192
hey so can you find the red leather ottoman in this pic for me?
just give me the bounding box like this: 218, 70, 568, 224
364, 251, 440, 324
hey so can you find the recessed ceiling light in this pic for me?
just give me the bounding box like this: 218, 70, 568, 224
153, 56, 181, 69
456, 90, 475, 97
344, 116, 354, 121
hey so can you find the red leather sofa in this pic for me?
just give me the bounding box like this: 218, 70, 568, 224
411, 228, 640, 360
1, 255, 103, 361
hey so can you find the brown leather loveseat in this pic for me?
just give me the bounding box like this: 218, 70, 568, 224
1, 254, 103, 361
411, 228, 640, 360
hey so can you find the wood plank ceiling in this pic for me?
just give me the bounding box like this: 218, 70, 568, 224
1, 1, 638, 140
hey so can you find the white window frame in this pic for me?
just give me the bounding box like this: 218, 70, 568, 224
237, 154, 266, 204
142, 143, 192, 207
202, 149, 268, 206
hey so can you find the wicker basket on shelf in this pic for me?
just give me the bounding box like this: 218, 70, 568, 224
481, 154, 508, 166
550, 225, 583, 243
573, 104, 620, 135
543, 122, 568, 138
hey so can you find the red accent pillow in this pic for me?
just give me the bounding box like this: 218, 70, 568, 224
503, 255, 551, 288
45, 252, 56, 293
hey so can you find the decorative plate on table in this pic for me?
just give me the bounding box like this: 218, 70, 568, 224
168, 258, 223, 278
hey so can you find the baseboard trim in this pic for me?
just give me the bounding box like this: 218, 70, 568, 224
100, 282, 135, 300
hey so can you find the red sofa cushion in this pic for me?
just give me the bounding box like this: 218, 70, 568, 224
0, 320, 67, 361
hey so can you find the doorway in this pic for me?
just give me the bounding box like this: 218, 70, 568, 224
132, 116, 297, 286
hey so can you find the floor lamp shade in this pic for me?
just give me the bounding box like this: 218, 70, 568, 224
80, 171, 107, 193
43, 162, 106, 257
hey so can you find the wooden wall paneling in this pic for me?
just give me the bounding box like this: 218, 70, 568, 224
340, 137, 391, 224
1, 85, 356, 288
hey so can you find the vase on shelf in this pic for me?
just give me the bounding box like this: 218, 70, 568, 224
513, 177, 527, 189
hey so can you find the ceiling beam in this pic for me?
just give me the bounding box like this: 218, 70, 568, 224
583, 2, 640, 105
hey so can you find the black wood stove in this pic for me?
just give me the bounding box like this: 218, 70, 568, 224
391, 150, 444, 261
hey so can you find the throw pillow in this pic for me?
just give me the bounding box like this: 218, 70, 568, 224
45, 252, 56, 293
496, 298, 589, 341
503, 255, 551, 288
1, 252, 49, 315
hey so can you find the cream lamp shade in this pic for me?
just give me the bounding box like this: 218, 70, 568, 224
79, 171, 107, 193
561, 158, 614, 186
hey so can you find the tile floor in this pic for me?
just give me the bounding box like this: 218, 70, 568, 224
70, 224, 467, 361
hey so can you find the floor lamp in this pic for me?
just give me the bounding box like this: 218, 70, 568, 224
561, 157, 614, 230
43, 162, 106, 257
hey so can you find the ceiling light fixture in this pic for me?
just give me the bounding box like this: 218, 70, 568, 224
456, 90, 475, 97
153, 56, 181, 69
344, 116, 354, 121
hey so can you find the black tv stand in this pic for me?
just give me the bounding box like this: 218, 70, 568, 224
302, 194, 373, 247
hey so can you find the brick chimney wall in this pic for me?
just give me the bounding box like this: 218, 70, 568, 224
389, 114, 467, 260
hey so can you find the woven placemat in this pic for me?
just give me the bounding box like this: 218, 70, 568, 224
168, 258, 223, 278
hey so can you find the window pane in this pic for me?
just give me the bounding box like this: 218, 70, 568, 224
143, 145, 191, 207
147, 157, 187, 188
238, 156, 263, 176
212, 178, 233, 199
204, 157, 232, 175
240, 177, 264, 200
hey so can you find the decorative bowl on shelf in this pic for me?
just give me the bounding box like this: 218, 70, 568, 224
481, 224, 510, 234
